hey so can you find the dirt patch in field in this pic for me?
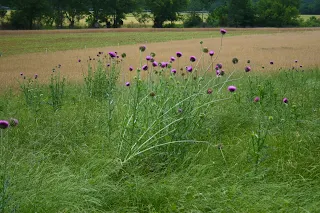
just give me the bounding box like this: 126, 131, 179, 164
1, 30, 320, 91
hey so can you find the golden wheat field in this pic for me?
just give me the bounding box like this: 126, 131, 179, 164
1, 28, 320, 92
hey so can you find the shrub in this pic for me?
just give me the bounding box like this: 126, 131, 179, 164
183, 12, 203, 28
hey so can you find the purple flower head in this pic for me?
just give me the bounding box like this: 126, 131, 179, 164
0, 120, 9, 129
78, 59, 81, 63
190, 56, 196, 62
209, 51, 215, 56
170, 56, 176, 62
9, 118, 18, 127
270, 61, 274, 65
171, 69, 177, 74
300, 65, 303, 68
254, 97, 260, 102
142, 65, 148, 71
146, 55, 152, 61
125, 82, 130, 87
35, 74, 38, 79
220, 70, 225, 76
109, 52, 117, 58
176, 52, 182, 58
245, 66, 251, 72
139, 45, 146, 52
295, 60, 298, 63
160, 62, 167, 68
107, 63, 110, 67
20, 72, 23, 76
217, 63, 223, 69
152, 61, 158, 67
220, 29, 227, 35
216, 70, 221, 76
58, 64, 61, 68
215, 66, 219, 70
228, 86, 237, 92
186, 66, 193, 72
283, 98, 288, 104
129, 66, 133, 71
207, 88, 213, 94
116, 55, 119, 58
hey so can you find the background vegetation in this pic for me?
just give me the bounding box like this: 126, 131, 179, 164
0, 0, 320, 29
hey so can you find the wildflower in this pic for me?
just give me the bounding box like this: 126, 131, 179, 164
129, 66, 133, 71
232, 58, 239, 64
270, 61, 274, 65
209, 51, 214, 56
295, 60, 298, 63
216, 70, 221, 76
152, 61, 158, 67
78, 59, 81, 62
217, 63, 223, 69
186, 66, 193, 72
98, 51, 103, 55
0, 120, 9, 129
283, 98, 288, 104
300, 65, 303, 68
245, 66, 251, 72
20, 72, 23, 76
160, 62, 167, 68
190, 56, 196, 62
203, 47, 209, 53
220, 29, 227, 35
139, 45, 146, 52
109, 52, 117, 58
58, 64, 61, 68
220, 70, 225, 76
228, 86, 237, 92
215, 66, 219, 70
176, 52, 182, 58
200, 41, 203, 44
146, 56, 152, 61
107, 63, 110, 67
9, 118, 18, 127
207, 88, 213, 94
254, 97, 260, 102
150, 92, 156, 97
125, 82, 130, 87
142, 65, 148, 71
121, 53, 127, 58
150, 52, 156, 57
170, 56, 175, 62
247, 60, 251, 64
171, 69, 177, 74
35, 74, 38, 79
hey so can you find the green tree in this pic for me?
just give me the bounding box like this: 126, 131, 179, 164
145, 0, 189, 28
256, 0, 301, 27
228, 0, 255, 27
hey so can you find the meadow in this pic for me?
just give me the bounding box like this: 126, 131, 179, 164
0, 29, 320, 212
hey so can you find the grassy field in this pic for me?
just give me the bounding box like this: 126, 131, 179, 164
0, 29, 281, 57
0, 39, 319, 211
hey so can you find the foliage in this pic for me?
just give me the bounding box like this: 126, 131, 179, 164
183, 12, 203, 27
299, 15, 320, 26
227, 0, 255, 27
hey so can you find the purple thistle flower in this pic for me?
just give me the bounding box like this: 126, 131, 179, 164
109, 52, 117, 58
217, 63, 223, 69
228, 86, 237, 92
160, 62, 167, 68
300, 65, 303, 68
20, 72, 23, 76
170, 56, 176, 62
190, 56, 196, 62
142, 65, 148, 71
295, 60, 298, 63
176, 52, 182, 58
186, 66, 193, 72
220, 29, 227, 35
216, 70, 221, 76
129, 66, 133, 71
0, 120, 9, 129
220, 70, 225, 76
215, 65, 219, 70
146, 55, 152, 61
245, 66, 251, 72
270, 61, 274, 65
107, 63, 110, 67
283, 98, 288, 104
254, 97, 260, 102
9, 118, 18, 127
125, 82, 130, 87
209, 51, 214, 56
207, 88, 213, 94
78, 59, 81, 62
152, 61, 158, 67
171, 69, 177, 74
35, 74, 38, 79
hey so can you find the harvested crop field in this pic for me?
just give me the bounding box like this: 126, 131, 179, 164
1, 28, 320, 91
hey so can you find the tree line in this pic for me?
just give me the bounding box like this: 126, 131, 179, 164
0, 0, 319, 29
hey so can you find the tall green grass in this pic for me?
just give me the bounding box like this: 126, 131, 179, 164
0, 43, 320, 212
